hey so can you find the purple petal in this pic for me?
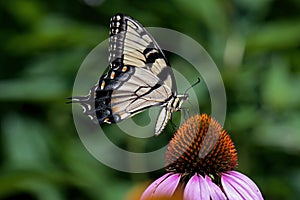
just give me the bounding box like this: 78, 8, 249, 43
184, 174, 210, 200
221, 171, 264, 200
205, 176, 226, 200
140, 173, 181, 200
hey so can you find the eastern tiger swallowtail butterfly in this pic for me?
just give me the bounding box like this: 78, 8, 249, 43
70, 13, 188, 136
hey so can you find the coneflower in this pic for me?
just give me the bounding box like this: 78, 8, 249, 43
141, 114, 263, 200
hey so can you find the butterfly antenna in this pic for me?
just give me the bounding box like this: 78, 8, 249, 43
184, 77, 201, 95
183, 78, 201, 113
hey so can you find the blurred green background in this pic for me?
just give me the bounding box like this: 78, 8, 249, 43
1, 0, 300, 199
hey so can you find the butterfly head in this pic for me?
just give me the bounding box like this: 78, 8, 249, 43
172, 94, 189, 112
178, 93, 189, 104
171, 78, 201, 112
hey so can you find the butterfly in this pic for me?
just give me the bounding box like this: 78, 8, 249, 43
70, 13, 188, 136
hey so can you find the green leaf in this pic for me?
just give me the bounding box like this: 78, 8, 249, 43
0, 77, 67, 101
2, 113, 53, 169
247, 20, 300, 53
